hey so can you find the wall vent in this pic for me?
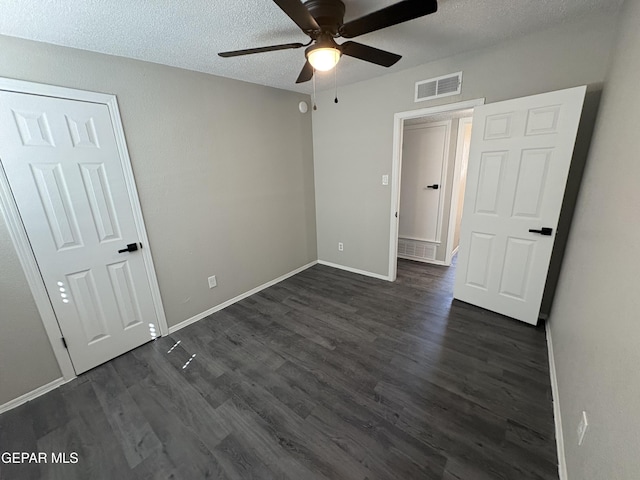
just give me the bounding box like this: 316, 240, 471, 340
398, 238, 437, 261
415, 72, 462, 103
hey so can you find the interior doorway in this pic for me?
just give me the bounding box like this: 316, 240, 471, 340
389, 99, 484, 281
0, 78, 168, 379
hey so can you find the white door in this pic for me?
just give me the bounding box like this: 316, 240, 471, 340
453, 86, 586, 325
399, 120, 450, 243
0, 91, 159, 373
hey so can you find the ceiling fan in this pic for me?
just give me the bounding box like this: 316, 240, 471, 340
218, 0, 438, 83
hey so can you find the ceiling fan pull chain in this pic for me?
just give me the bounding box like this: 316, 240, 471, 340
334, 62, 339, 104
313, 70, 318, 110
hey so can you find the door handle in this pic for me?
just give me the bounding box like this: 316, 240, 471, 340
118, 243, 139, 253
424, 184, 439, 190
529, 227, 553, 236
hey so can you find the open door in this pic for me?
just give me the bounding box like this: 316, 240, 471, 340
453, 86, 586, 325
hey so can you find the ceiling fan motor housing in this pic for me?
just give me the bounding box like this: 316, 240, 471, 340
219, 0, 439, 83
303, 0, 346, 35
305, 33, 340, 57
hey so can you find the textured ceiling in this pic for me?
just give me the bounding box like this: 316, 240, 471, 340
0, 0, 623, 93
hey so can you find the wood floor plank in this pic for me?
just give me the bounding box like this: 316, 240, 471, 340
167, 320, 232, 377
0, 258, 559, 479
271, 310, 338, 351
36, 418, 88, 480
129, 450, 185, 480
306, 402, 446, 480
211, 433, 277, 480
216, 398, 327, 480
238, 363, 318, 419
274, 359, 447, 477
215, 371, 374, 480
87, 363, 162, 468
28, 389, 70, 439
131, 340, 231, 452
0, 402, 41, 480
59, 379, 135, 479
127, 381, 230, 479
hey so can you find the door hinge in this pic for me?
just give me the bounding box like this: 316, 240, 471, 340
62, 337, 68, 349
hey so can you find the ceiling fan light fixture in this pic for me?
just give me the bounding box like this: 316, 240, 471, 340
218, 0, 439, 84
307, 46, 341, 71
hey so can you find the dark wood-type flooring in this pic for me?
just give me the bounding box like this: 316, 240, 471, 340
0, 259, 559, 480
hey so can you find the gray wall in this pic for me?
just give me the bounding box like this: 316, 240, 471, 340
0, 35, 316, 405
312, 11, 618, 277
0, 222, 62, 402
549, 0, 640, 477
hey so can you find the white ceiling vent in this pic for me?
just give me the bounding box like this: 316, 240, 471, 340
415, 72, 462, 103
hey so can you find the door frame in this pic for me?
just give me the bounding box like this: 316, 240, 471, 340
0, 77, 168, 380
388, 98, 485, 281
444, 116, 474, 266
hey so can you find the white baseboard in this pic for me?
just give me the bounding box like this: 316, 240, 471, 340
398, 255, 449, 266
0, 377, 67, 415
546, 321, 568, 480
168, 261, 318, 334
0, 261, 319, 414
317, 260, 392, 281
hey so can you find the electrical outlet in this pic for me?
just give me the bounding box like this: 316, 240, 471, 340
208, 275, 217, 289
382, 174, 389, 186
338, 242, 344, 252
577, 411, 588, 446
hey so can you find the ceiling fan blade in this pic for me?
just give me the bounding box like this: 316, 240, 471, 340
218, 42, 305, 58
341, 41, 401, 67
273, 0, 320, 34
296, 60, 314, 83
340, 0, 438, 39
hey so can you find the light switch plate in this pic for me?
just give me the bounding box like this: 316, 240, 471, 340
208, 275, 217, 288
382, 175, 389, 186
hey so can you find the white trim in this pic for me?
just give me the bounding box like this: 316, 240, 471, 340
0, 261, 317, 411
399, 236, 441, 245
169, 261, 318, 334
0, 77, 168, 379
450, 246, 459, 258
0, 77, 117, 103
0, 164, 76, 381
389, 98, 485, 281
398, 255, 448, 266
0, 378, 67, 415
546, 321, 569, 480
106, 95, 168, 337
318, 260, 391, 281
436, 120, 451, 245
445, 117, 473, 266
